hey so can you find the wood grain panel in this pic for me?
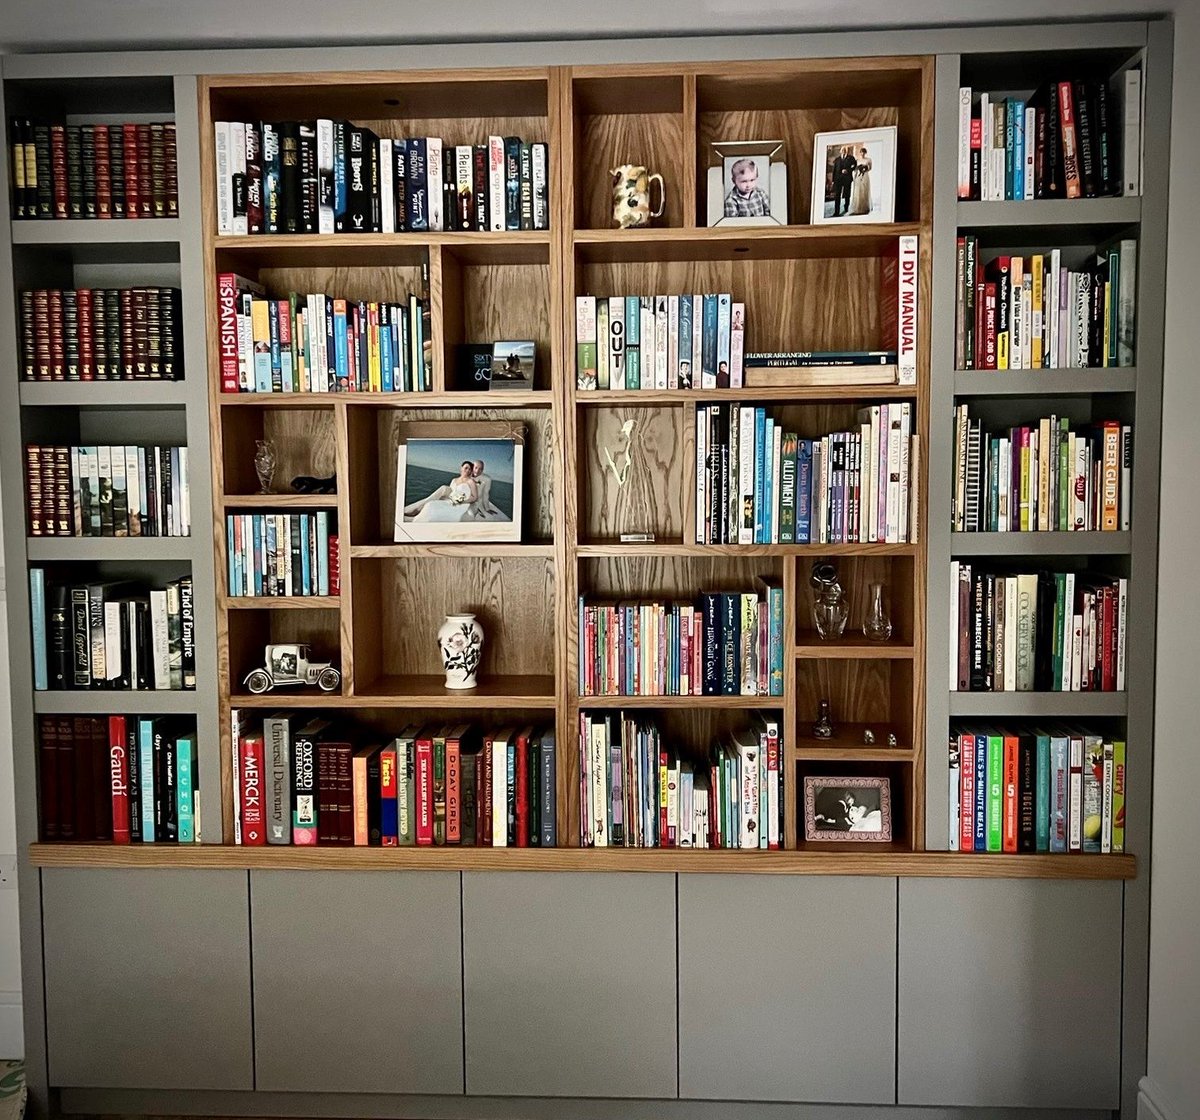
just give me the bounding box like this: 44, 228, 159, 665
575, 113, 687, 230
795, 556, 914, 645
357, 115, 549, 152
254, 263, 427, 308
221, 407, 337, 496
580, 406, 686, 542
795, 658, 910, 734
579, 555, 781, 600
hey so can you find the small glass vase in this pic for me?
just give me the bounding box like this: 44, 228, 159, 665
862, 582, 894, 642
254, 439, 278, 495
810, 561, 849, 640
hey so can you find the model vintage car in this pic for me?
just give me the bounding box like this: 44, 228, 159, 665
243, 643, 341, 694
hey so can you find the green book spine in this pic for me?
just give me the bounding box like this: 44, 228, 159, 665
176, 734, 196, 843
433, 735, 447, 845
987, 734, 1004, 851
1035, 734, 1051, 852
1111, 740, 1126, 852
398, 738, 416, 845
625, 295, 641, 390
1058, 418, 1071, 531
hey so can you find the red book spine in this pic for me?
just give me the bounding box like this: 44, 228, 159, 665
765, 729, 780, 850
39, 717, 59, 839
974, 277, 986, 370
1101, 586, 1116, 692
983, 282, 998, 370
415, 736, 434, 845
480, 738, 493, 846
57, 718, 77, 839
108, 716, 131, 843
959, 733, 975, 851
77, 288, 95, 380
19, 291, 35, 381
216, 273, 240, 392
93, 124, 112, 218
48, 289, 64, 380
90, 718, 112, 840
328, 534, 340, 595
1002, 735, 1019, 852
122, 124, 141, 218
150, 122, 166, 218
708, 759, 720, 848
136, 124, 153, 218
1057, 81, 1082, 200
446, 736, 461, 844
239, 732, 266, 845
515, 731, 529, 848
50, 125, 68, 219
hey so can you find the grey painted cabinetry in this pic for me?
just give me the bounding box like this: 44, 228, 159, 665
41, 869, 253, 1089
897, 879, 1123, 1109
678, 875, 897, 1103
461, 872, 677, 1098
250, 871, 464, 1093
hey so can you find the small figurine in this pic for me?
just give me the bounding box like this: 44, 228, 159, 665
292, 473, 337, 495
243, 643, 341, 695
887, 732, 898, 747
812, 699, 835, 739
863, 728, 875, 744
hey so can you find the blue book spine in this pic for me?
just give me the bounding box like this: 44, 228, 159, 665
701, 294, 718, 387
795, 439, 813, 544
333, 305, 349, 388
716, 293, 731, 388
1035, 733, 1051, 852
267, 299, 282, 392
333, 120, 346, 220
316, 511, 330, 596
139, 719, 155, 843
754, 407, 766, 543
380, 305, 393, 392
762, 417, 774, 543
624, 295, 640, 389
1012, 99, 1026, 200
226, 516, 238, 596
973, 733, 988, 850
677, 294, 693, 387
405, 139, 428, 231
299, 513, 311, 595
29, 569, 47, 690
177, 736, 195, 843
539, 732, 556, 847
769, 586, 784, 696
1050, 736, 1069, 853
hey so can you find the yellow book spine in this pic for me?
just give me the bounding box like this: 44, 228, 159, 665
1031, 254, 1043, 369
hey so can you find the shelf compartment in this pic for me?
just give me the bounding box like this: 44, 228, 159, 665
795, 660, 914, 753
26, 842, 1136, 878
226, 604, 344, 698
794, 755, 915, 850
351, 673, 557, 708
957, 197, 1141, 228
33, 690, 198, 715
26, 537, 193, 562
220, 396, 337, 501
954, 369, 1137, 396
350, 542, 554, 559
19, 381, 187, 408
948, 691, 1128, 718
578, 693, 781, 710
950, 532, 1131, 556
793, 745, 916, 762
795, 641, 915, 660
795, 554, 915, 647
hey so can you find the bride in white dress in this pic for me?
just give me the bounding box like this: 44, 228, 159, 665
406, 461, 479, 523
848, 144, 872, 217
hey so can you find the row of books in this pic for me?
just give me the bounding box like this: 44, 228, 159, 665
575, 293, 745, 392
8, 118, 178, 220
233, 714, 556, 847
30, 572, 194, 692
951, 407, 1131, 533
578, 713, 782, 848
213, 121, 550, 235
19, 287, 183, 381
39, 715, 200, 843
950, 564, 1126, 693
578, 588, 785, 698
948, 728, 1125, 854
955, 239, 1136, 370
225, 512, 340, 598
216, 272, 432, 394
695, 402, 918, 545
25, 443, 191, 538
955, 75, 1140, 200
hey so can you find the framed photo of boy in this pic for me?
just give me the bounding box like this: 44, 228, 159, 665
810, 126, 898, 225
803, 775, 893, 842
393, 420, 525, 543
706, 140, 788, 227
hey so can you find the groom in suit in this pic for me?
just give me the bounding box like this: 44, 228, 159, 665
832, 145, 856, 217
469, 460, 504, 519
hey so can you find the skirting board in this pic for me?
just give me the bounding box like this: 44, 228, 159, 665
1139, 1077, 1181, 1120
57, 1090, 1116, 1120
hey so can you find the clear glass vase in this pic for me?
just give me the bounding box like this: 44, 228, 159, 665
862, 581, 893, 642
810, 562, 849, 639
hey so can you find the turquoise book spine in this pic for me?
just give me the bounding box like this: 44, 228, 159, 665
177, 734, 196, 843
1035, 733, 1051, 852
139, 718, 156, 843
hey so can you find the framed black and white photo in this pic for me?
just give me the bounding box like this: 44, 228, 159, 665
490, 339, 536, 391
803, 775, 893, 842
393, 421, 525, 543
810, 126, 897, 225
707, 140, 788, 227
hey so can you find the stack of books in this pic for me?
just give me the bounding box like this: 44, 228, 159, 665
949, 728, 1125, 854
225, 512, 340, 598
578, 713, 782, 849
212, 122, 549, 234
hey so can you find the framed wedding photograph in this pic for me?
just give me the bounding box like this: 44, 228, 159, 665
706, 140, 788, 227
393, 421, 525, 543
489, 339, 536, 391
803, 775, 893, 842
810, 125, 897, 225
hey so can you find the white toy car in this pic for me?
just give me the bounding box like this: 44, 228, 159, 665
244, 643, 341, 695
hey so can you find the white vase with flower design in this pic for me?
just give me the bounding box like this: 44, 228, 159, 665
437, 613, 484, 689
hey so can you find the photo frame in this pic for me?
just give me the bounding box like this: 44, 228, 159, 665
803, 775, 893, 842
490, 339, 536, 391
707, 140, 788, 227
393, 420, 525, 543
810, 126, 898, 225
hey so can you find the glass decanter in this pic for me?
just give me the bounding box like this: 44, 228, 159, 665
810, 561, 849, 639
254, 439, 278, 494
862, 581, 894, 642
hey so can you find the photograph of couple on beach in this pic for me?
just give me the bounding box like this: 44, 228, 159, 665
393, 430, 524, 542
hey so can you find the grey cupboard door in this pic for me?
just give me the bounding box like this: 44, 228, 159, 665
42, 869, 253, 1089
251, 870, 464, 1093
678, 874, 897, 1103
462, 872, 676, 1098
898, 878, 1122, 1109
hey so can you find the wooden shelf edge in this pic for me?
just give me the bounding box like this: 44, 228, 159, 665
577, 542, 918, 558
28, 843, 1137, 878
575, 386, 915, 405
795, 643, 915, 660
577, 694, 783, 709
220, 390, 554, 408
215, 230, 552, 251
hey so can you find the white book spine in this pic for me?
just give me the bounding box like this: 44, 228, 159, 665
1068, 737, 1083, 851
589, 724, 607, 847
957, 86, 972, 198
979, 93, 991, 200
640, 299, 655, 389
1101, 743, 1114, 852
896, 235, 918, 385
737, 742, 758, 849
229, 121, 248, 235
1116, 577, 1128, 690
691, 295, 704, 385
608, 296, 626, 391
1023, 107, 1036, 199
654, 296, 668, 390
214, 122, 233, 235
729, 301, 745, 388
1117, 239, 1137, 367
487, 136, 505, 232
1070, 614, 1084, 691
379, 138, 394, 233
316, 119, 335, 234
1122, 68, 1142, 196
1049, 250, 1061, 368
1062, 571, 1076, 690
772, 425, 783, 543
179, 446, 190, 536
455, 145, 473, 225
103, 601, 122, 683
530, 142, 548, 229
1004, 576, 1018, 692
694, 407, 707, 544
425, 137, 443, 231
666, 295, 678, 387
150, 589, 170, 690
491, 737, 508, 847
738, 406, 756, 545
1021, 275, 1033, 370
885, 405, 901, 543
898, 402, 911, 542
124, 446, 140, 537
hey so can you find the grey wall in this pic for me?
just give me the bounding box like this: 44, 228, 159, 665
0, 1, 1197, 1115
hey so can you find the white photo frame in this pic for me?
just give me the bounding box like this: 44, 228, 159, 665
810, 126, 898, 225
707, 140, 789, 227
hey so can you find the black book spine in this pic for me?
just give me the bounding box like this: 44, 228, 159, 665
1073, 80, 1098, 198
290, 513, 302, 593
342, 126, 370, 233
472, 144, 488, 231
70, 587, 90, 687
1033, 105, 1047, 198
700, 592, 721, 696
9, 118, 25, 218
1017, 734, 1036, 852
180, 575, 195, 688
1034, 571, 1056, 691
503, 136, 521, 231
519, 141, 533, 230
262, 122, 281, 234
1093, 81, 1115, 195
163, 728, 177, 842
245, 122, 264, 234
1044, 89, 1062, 198
134, 601, 151, 689
65, 125, 83, 218
392, 140, 407, 233
279, 121, 301, 233
442, 145, 457, 232
47, 584, 70, 689
152, 725, 166, 841
298, 121, 318, 233
109, 125, 125, 217
367, 750, 382, 845
1089, 262, 1106, 368
34, 123, 52, 217
118, 601, 132, 689
720, 592, 739, 696
366, 127, 380, 232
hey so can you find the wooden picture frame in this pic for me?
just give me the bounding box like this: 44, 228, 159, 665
803, 776, 893, 842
